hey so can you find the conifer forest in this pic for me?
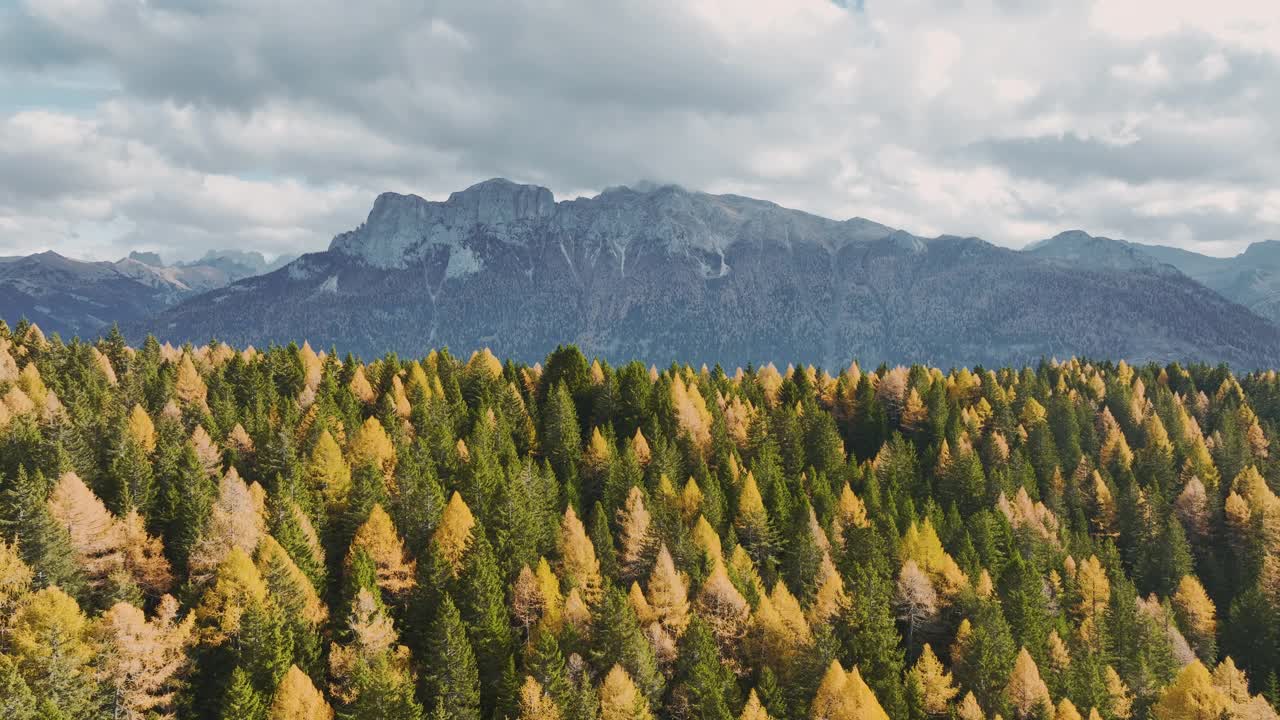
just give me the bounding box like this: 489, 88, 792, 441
3, 320, 1280, 720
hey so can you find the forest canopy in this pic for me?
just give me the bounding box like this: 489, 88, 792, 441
0, 318, 1278, 720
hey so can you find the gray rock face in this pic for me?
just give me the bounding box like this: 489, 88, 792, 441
1029, 231, 1280, 326
330, 179, 557, 269
141, 179, 1280, 369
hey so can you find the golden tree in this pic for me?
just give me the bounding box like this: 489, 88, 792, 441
349, 416, 396, 478
256, 536, 327, 627
1151, 661, 1229, 720
94, 596, 195, 720
173, 353, 208, 409
809, 660, 890, 720
348, 504, 416, 596
269, 665, 334, 720
47, 470, 125, 590
188, 467, 265, 584
433, 491, 476, 576
194, 547, 268, 645
955, 692, 984, 720
599, 664, 654, 720
518, 675, 561, 720
512, 564, 546, 633
559, 505, 602, 603
1054, 699, 1083, 720
1005, 648, 1052, 719
1171, 575, 1217, 661
618, 487, 653, 581
740, 689, 772, 720
646, 544, 690, 638
305, 430, 352, 510
118, 509, 174, 596
1103, 666, 1133, 719
0, 537, 33, 616
909, 644, 958, 716
126, 404, 156, 454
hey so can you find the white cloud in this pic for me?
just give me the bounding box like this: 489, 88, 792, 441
0, 0, 1277, 261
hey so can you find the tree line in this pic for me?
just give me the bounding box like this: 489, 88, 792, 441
0, 318, 1278, 720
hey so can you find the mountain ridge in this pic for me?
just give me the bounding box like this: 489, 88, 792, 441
137, 179, 1280, 369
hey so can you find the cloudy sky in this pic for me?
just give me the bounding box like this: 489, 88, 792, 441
1, 0, 1278, 262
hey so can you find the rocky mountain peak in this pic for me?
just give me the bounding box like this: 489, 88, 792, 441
332, 179, 557, 269
445, 178, 556, 225
128, 251, 165, 267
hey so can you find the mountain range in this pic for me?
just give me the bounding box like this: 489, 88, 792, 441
3, 178, 1278, 368
0, 249, 293, 339
121, 178, 1280, 369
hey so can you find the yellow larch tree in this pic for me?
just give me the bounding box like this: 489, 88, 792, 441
188, 467, 265, 584
47, 470, 126, 590
559, 505, 602, 603
1075, 555, 1110, 645
691, 514, 724, 570
433, 491, 476, 576
348, 504, 416, 596
94, 596, 195, 720
955, 692, 984, 720
118, 508, 174, 596
173, 353, 208, 409
599, 664, 654, 720
1152, 661, 1228, 720
0, 537, 33, 616
126, 404, 157, 454
305, 430, 352, 511
518, 675, 561, 720
8, 586, 97, 710
1104, 666, 1133, 719
269, 665, 334, 720
900, 519, 967, 599
1054, 699, 1083, 720
189, 425, 222, 477
1005, 648, 1052, 719
534, 557, 564, 632
195, 547, 268, 645
909, 644, 958, 716
809, 660, 890, 720
697, 562, 751, 667
739, 689, 772, 720
646, 544, 690, 638
632, 428, 652, 467
1171, 575, 1217, 661
629, 581, 656, 626
512, 564, 545, 633
670, 373, 712, 452
349, 415, 396, 478
618, 487, 653, 581
348, 365, 376, 405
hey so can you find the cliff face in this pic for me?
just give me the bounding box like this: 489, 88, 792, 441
141, 179, 1280, 368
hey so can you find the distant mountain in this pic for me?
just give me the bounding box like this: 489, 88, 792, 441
141, 179, 1280, 368
1027, 232, 1280, 325
0, 249, 291, 339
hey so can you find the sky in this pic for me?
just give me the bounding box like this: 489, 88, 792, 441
0, 0, 1278, 262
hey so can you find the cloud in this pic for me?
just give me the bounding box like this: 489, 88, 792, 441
0, 0, 1278, 261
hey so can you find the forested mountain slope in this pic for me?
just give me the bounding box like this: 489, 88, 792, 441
144, 179, 1280, 368
0, 322, 1279, 719
1029, 231, 1280, 327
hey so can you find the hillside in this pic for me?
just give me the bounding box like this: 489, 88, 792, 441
0, 330, 1278, 719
